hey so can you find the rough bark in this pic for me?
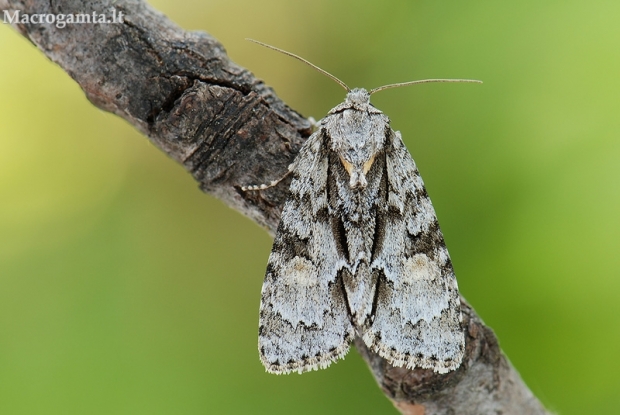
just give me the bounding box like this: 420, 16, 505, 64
0, 1, 549, 413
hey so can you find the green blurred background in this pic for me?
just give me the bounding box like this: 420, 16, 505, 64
1, 1, 619, 413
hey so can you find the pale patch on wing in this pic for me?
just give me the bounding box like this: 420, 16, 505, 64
403, 254, 440, 283
283, 256, 317, 287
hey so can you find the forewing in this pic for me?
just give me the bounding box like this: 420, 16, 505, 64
259, 131, 354, 374
365, 131, 464, 374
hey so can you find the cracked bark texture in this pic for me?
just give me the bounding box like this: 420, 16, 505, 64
0, 1, 549, 414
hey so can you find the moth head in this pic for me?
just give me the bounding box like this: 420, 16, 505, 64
345, 88, 371, 107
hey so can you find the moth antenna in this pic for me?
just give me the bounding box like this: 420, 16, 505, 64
247, 39, 351, 92
370, 79, 482, 95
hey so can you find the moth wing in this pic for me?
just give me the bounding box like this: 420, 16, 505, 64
365, 131, 464, 374
259, 131, 354, 374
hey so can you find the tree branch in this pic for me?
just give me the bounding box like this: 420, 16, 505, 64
0, 1, 549, 413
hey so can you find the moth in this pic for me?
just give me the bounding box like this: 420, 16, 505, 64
245, 40, 481, 375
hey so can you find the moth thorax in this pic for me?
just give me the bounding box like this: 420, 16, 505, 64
329, 119, 385, 189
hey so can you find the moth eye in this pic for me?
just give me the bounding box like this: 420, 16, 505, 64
339, 157, 354, 175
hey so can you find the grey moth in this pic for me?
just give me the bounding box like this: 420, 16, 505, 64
246, 40, 480, 375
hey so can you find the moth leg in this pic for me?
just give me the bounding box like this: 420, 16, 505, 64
242, 116, 319, 192
307, 116, 319, 132
241, 166, 292, 191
